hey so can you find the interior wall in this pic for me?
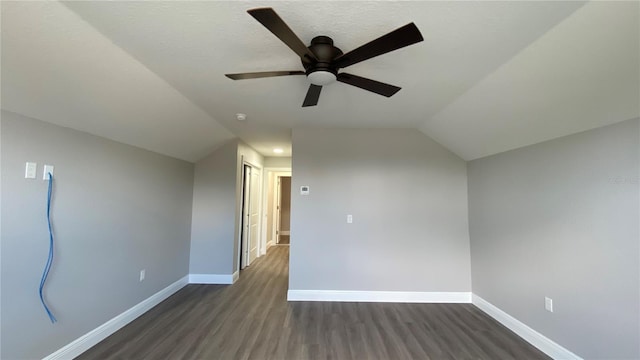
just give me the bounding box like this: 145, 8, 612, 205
468, 118, 640, 359
189, 139, 238, 275
0, 111, 194, 359
189, 141, 264, 275
289, 128, 471, 292
264, 157, 291, 168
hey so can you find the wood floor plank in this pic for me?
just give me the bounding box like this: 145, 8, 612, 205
77, 246, 551, 360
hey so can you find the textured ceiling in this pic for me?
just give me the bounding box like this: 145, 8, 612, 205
1, 1, 235, 162
420, 1, 640, 160
2, 1, 638, 161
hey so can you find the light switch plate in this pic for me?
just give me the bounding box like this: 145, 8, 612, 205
25, 162, 37, 179
545, 297, 553, 312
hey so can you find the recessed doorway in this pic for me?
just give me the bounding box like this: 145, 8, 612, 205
276, 176, 291, 245
262, 169, 292, 252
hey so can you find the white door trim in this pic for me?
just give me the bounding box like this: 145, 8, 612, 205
276, 175, 281, 244
248, 167, 261, 263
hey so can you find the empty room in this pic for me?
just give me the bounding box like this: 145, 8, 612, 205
1, 1, 638, 359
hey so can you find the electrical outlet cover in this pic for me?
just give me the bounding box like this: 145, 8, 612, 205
43, 165, 54, 180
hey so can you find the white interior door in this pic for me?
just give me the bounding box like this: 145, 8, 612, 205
248, 168, 260, 263
241, 165, 251, 269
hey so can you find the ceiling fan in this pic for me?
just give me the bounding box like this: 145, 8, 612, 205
225, 8, 424, 107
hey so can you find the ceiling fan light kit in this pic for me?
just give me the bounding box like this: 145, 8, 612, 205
225, 7, 424, 107
307, 70, 336, 86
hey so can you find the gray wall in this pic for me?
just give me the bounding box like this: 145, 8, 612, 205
468, 118, 639, 359
1, 111, 194, 359
264, 156, 292, 168
289, 128, 471, 292
189, 139, 238, 275
190, 141, 264, 275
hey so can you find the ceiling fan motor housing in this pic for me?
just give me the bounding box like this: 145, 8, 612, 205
303, 36, 343, 81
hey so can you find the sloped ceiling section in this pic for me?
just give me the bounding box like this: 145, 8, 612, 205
62, 1, 586, 157
1, 1, 235, 162
420, 1, 640, 160
3, 1, 637, 161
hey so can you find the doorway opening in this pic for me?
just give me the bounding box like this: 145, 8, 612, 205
261, 169, 292, 252
276, 176, 291, 245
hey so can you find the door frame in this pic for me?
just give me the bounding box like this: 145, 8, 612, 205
260, 167, 291, 255
237, 160, 262, 272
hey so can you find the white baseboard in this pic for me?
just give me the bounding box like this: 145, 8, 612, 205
189, 273, 236, 284
44, 275, 189, 360
232, 271, 239, 283
279, 231, 290, 236
472, 294, 582, 360
287, 290, 471, 303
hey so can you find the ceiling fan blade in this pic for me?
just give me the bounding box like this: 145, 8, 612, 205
302, 84, 322, 107
247, 8, 317, 62
333, 23, 423, 69
225, 71, 305, 80
337, 73, 401, 97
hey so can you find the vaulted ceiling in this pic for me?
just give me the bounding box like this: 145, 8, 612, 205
2, 1, 638, 162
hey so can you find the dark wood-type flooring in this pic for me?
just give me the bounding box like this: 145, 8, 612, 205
78, 246, 549, 360
278, 235, 290, 245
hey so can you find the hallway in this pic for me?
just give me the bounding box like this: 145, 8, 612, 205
79, 246, 547, 359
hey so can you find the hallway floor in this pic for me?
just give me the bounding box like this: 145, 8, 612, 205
278, 235, 290, 244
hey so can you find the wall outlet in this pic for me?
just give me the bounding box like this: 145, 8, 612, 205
25, 162, 37, 179
43, 165, 54, 180
139, 269, 146, 282
347, 214, 353, 223
545, 297, 553, 312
